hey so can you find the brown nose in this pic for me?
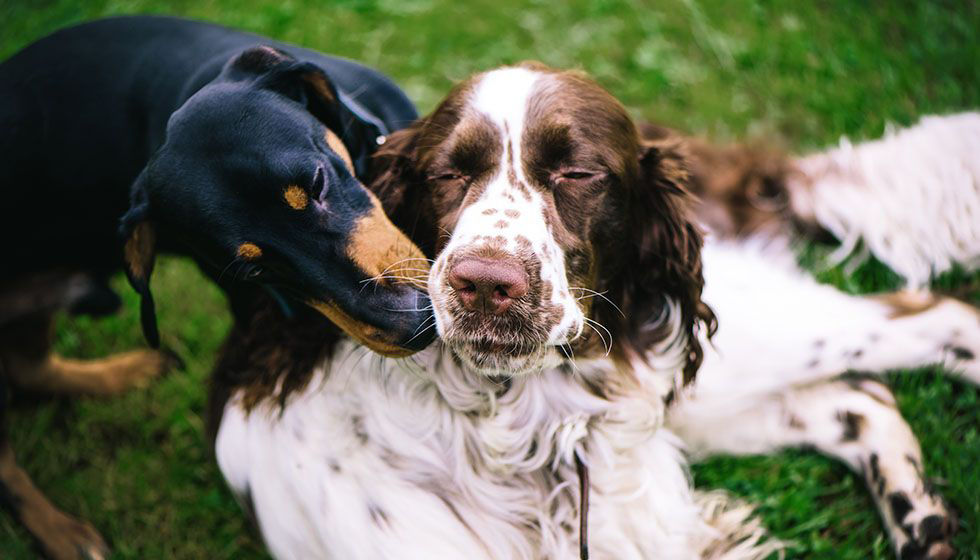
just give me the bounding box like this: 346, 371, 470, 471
447, 257, 529, 315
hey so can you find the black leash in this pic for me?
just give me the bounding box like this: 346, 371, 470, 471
575, 453, 590, 560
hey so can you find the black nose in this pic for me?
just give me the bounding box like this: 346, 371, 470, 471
447, 257, 529, 315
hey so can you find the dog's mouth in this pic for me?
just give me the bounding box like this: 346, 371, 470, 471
442, 327, 562, 376
450, 339, 553, 376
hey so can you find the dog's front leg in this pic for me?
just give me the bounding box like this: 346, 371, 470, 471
0, 384, 109, 560
2, 313, 180, 396
668, 379, 957, 560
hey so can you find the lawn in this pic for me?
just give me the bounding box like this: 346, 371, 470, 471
1, 0, 978, 558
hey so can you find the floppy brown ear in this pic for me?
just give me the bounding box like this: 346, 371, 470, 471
605, 135, 715, 385
119, 171, 160, 348
367, 123, 440, 257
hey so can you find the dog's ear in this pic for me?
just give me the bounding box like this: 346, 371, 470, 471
227, 46, 339, 120
606, 135, 715, 385
119, 170, 160, 348
370, 125, 420, 215
366, 122, 440, 257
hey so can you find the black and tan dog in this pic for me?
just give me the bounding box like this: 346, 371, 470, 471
0, 15, 433, 559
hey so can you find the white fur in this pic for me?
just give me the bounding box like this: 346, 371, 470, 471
693, 237, 980, 400
216, 341, 776, 560
790, 112, 980, 288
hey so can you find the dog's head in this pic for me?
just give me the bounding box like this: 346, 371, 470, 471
372, 64, 713, 380
121, 46, 433, 356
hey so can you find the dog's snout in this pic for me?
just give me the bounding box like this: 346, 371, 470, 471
448, 257, 528, 315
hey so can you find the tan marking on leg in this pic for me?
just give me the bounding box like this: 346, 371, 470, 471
283, 185, 309, 210
5, 350, 176, 396
0, 437, 109, 560
326, 129, 355, 174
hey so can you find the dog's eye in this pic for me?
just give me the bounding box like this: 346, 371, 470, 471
311, 166, 326, 200
553, 169, 599, 185
428, 172, 467, 184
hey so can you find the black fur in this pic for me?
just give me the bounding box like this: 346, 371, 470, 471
0, 15, 432, 349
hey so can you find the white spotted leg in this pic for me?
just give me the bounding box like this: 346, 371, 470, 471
668, 379, 957, 560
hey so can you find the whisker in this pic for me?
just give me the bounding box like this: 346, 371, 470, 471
217, 257, 242, 283
359, 275, 430, 286
377, 259, 434, 277
404, 319, 438, 346
383, 305, 435, 313
584, 317, 612, 356
558, 343, 581, 374
569, 287, 625, 318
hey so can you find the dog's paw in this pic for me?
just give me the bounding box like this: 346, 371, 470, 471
898, 512, 956, 560
35, 512, 109, 560
889, 492, 957, 560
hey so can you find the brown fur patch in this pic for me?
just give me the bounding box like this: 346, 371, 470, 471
872, 291, 941, 319
207, 295, 339, 427
283, 185, 309, 210
236, 242, 263, 260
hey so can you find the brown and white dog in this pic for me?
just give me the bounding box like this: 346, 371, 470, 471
213, 64, 978, 559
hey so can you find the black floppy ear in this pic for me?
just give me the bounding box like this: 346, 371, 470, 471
606, 136, 715, 385
226, 46, 339, 116
119, 170, 160, 348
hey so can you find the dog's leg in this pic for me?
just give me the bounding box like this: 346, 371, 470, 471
702, 244, 980, 395
835, 293, 980, 385
0, 384, 109, 560
1, 314, 177, 396
669, 379, 956, 560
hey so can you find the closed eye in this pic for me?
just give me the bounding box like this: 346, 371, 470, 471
553, 169, 603, 186
428, 172, 469, 183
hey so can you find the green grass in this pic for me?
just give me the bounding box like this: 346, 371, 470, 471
1, 0, 978, 557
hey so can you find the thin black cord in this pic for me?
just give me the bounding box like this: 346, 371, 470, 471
575, 453, 590, 560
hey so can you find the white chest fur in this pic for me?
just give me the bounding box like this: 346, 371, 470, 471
216, 339, 765, 560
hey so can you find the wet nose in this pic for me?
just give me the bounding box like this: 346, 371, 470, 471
447, 257, 528, 315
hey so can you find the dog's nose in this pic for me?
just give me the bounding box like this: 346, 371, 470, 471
447, 257, 528, 315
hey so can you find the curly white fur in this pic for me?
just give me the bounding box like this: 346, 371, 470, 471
216, 318, 783, 560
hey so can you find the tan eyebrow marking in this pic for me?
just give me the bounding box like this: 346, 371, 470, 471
237, 242, 263, 260
284, 185, 309, 210
326, 129, 355, 174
